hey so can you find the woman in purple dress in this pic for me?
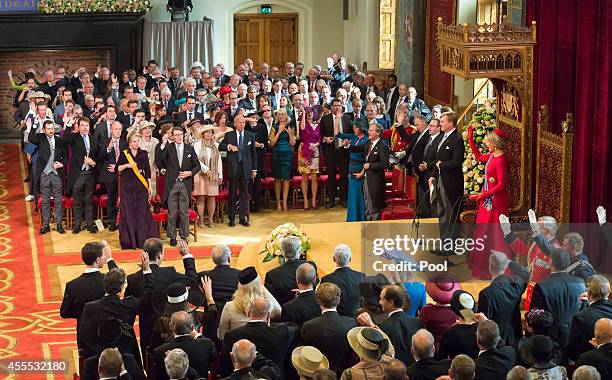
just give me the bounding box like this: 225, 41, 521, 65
117, 130, 159, 249
297, 105, 322, 210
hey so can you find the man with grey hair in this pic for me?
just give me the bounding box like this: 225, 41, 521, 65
97, 347, 127, 379
576, 318, 612, 379
477, 253, 529, 346
562, 232, 595, 281
572, 365, 601, 380
264, 236, 317, 305
350, 121, 389, 220
321, 243, 366, 317
406, 329, 451, 379
225, 339, 281, 380
281, 263, 321, 325
164, 348, 189, 380
474, 320, 516, 379
222, 298, 298, 376
153, 311, 216, 380
506, 365, 531, 380
568, 275, 612, 360
500, 210, 561, 282
436, 354, 476, 380
199, 244, 239, 313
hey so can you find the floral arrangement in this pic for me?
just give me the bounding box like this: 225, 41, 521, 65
462, 99, 497, 196
261, 223, 312, 263
38, 0, 152, 13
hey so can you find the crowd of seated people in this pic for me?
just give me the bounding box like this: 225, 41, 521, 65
10, 55, 441, 247
60, 206, 612, 379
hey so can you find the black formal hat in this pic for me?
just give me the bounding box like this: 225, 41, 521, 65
238, 266, 258, 285
449, 290, 477, 320
151, 278, 205, 317
81, 317, 132, 355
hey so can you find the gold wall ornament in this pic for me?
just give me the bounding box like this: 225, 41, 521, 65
436, 18, 536, 215
535, 110, 574, 222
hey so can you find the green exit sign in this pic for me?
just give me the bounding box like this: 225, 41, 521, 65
260, 5, 272, 14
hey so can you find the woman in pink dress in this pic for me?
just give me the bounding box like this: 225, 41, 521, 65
467, 126, 510, 279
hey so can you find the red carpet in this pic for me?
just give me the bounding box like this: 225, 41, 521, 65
0, 144, 240, 379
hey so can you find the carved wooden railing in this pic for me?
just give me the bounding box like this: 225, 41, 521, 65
436, 18, 536, 80
535, 107, 574, 223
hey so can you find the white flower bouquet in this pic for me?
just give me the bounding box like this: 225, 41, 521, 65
261, 223, 311, 264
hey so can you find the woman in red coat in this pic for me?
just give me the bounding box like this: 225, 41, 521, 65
467, 126, 510, 279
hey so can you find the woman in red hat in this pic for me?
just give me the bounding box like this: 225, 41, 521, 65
467, 126, 510, 279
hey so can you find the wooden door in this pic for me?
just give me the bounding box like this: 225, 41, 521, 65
234, 14, 298, 72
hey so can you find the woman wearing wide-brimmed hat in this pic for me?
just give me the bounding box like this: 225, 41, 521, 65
341, 326, 394, 380
419, 273, 462, 351
193, 123, 222, 227
292, 346, 330, 379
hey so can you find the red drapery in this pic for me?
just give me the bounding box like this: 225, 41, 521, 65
526, 0, 611, 223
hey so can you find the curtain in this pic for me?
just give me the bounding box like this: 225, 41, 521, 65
526, 0, 611, 224
143, 18, 214, 76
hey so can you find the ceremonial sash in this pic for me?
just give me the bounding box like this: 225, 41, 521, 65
123, 150, 149, 192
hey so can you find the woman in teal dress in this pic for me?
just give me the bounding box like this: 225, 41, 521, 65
269, 108, 296, 211
338, 118, 369, 221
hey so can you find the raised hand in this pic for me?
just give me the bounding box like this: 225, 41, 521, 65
527, 209, 540, 234
200, 275, 214, 304
101, 240, 112, 262
499, 214, 511, 236
596, 206, 607, 225
139, 251, 151, 271
177, 237, 190, 257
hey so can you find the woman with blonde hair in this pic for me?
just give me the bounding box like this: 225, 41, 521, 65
217, 267, 281, 340
467, 125, 510, 279
138, 122, 159, 196
193, 124, 222, 227
269, 107, 296, 211
117, 129, 159, 249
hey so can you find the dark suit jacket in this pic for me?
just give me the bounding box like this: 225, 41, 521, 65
220, 354, 280, 380
80, 352, 145, 380
176, 110, 205, 128
198, 264, 240, 312
576, 342, 612, 379
387, 87, 400, 121
422, 133, 443, 179
406, 357, 452, 380
378, 311, 424, 366
63, 131, 100, 193
568, 299, 612, 360
320, 113, 351, 152
219, 129, 257, 179
157, 142, 201, 204
530, 271, 587, 348
403, 129, 429, 177
350, 139, 390, 210
125, 259, 197, 353
96, 137, 128, 184
27, 132, 65, 180
59, 261, 118, 348
238, 97, 258, 111
264, 259, 318, 306
407, 98, 432, 124
280, 290, 321, 326
253, 119, 272, 175
79, 272, 154, 358
320, 267, 366, 317
433, 129, 465, 207
301, 311, 357, 375
474, 346, 516, 380
477, 261, 530, 346
602, 222, 612, 246
223, 106, 244, 125
154, 335, 216, 380
168, 78, 184, 96
222, 321, 298, 376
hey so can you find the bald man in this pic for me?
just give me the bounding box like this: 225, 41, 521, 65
219, 115, 257, 227
221, 299, 298, 376
407, 329, 451, 380
576, 318, 612, 379
224, 339, 281, 380
198, 245, 240, 311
